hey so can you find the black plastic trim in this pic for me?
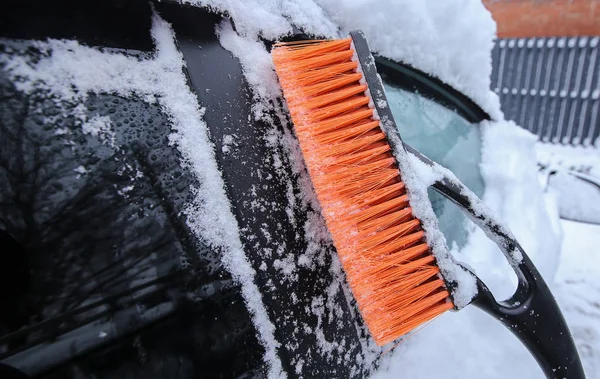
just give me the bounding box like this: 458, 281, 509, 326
375, 56, 490, 124
0, 0, 155, 51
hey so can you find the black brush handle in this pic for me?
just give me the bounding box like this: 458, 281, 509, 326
406, 145, 585, 379
349, 29, 584, 378
474, 267, 583, 379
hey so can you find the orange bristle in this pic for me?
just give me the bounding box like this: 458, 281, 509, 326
272, 37, 455, 346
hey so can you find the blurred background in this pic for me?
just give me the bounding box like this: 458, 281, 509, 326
484, 0, 599, 145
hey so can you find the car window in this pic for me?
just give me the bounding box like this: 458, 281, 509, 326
0, 40, 265, 378
382, 82, 485, 248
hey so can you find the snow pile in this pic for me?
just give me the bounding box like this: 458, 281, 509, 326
315, 0, 501, 119
1, 13, 284, 378
478, 121, 562, 283
183, 0, 500, 119
181, 0, 338, 40
554, 221, 600, 377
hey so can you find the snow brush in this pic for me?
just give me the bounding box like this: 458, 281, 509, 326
271, 31, 584, 379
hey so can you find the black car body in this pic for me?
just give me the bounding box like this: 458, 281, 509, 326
0, 1, 489, 377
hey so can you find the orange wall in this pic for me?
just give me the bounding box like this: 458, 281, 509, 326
483, 0, 600, 37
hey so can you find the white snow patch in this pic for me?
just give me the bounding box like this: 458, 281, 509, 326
54, 128, 69, 135
73, 165, 87, 175
537, 142, 600, 176
117, 185, 135, 198
479, 121, 562, 281
185, 0, 500, 118
273, 254, 297, 279
554, 221, 600, 378
216, 19, 282, 117
294, 358, 305, 374
180, 0, 338, 40
221, 133, 236, 154
315, 0, 502, 119
81, 115, 116, 147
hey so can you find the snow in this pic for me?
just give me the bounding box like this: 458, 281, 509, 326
315, 0, 502, 119
537, 142, 600, 176
3, 0, 597, 377
81, 115, 116, 147
554, 221, 600, 377
221, 134, 236, 154
185, 0, 500, 120
1, 12, 284, 379
210, 0, 586, 376
73, 165, 88, 175
181, 0, 338, 40
215, 19, 282, 116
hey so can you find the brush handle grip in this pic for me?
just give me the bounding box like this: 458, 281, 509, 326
474, 268, 584, 379
405, 145, 585, 379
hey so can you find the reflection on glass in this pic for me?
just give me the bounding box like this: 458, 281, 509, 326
383, 83, 485, 248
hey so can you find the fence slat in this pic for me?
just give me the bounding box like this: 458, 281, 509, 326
491, 36, 600, 146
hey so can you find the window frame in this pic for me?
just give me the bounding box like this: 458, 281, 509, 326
375, 56, 490, 124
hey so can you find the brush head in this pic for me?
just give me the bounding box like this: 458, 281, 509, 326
272, 35, 454, 346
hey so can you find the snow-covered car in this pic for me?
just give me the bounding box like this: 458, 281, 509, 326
1, 0, 582, 378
